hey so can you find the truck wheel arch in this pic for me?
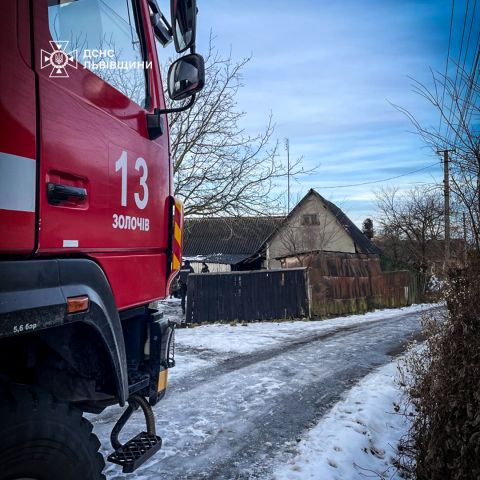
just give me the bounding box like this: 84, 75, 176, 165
0, 258, 129, 405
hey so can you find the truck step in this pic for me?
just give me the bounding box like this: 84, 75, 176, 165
107, 431, 162, 473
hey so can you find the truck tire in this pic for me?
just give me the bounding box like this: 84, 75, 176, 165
0, 385, 106, 480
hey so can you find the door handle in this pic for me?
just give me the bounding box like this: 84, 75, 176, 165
47, 182, 87, 205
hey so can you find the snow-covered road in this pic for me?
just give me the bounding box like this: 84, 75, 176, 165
92, 302, 438, 480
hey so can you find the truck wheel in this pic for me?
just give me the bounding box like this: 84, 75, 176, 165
0, 385, 106, 480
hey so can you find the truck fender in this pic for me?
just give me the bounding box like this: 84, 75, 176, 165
0, 258, 128, 405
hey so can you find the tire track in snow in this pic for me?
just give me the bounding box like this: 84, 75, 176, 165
170, 307, 440, 394
97, 307, 440, 479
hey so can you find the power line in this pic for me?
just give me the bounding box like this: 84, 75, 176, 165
315, 162, 440, 189
440, 0, 456, 136
463, 38, 480, 128
451, 1, 479, 145
446, 0, 470, 143
460, 0, 477, 79
454, 36, 480, 144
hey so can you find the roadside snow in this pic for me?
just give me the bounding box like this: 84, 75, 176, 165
93, 301, 430, 479
163, 301, 436, 382
272, 358, 409, 480
169, 352, 210, 379
174, 303, 433, 356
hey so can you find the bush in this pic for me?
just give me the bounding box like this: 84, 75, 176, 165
397, 262, 480, 479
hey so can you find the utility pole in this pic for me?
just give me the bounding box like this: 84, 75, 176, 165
285, 138, 290, 213
437, 149, 455, 267
463, 211, 468, 267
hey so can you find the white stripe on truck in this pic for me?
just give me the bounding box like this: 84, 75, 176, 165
0, 152, 36, 213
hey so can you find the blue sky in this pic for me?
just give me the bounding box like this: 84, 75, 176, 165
192, 0, 477, 225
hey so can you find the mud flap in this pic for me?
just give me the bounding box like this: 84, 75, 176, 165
147, 313, 175, 406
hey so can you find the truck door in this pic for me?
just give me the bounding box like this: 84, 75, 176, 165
0, 1, 37, 254
33, 0, 170, 308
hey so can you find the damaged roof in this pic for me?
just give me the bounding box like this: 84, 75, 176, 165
183, 189, 381, 263
300, 189, 382, 255
184, 216, 285, 262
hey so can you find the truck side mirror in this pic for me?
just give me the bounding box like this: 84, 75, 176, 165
167, 53, 204, 101
170, 0, 196, 53
146, 52, 204, 140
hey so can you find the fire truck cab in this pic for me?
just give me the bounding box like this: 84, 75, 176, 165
0, 0, 203, 477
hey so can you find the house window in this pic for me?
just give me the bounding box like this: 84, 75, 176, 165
302, 214, 319, 226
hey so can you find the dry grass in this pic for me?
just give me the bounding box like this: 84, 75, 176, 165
396, 262, 480, 479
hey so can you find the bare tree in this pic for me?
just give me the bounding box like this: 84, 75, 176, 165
375, 186, 445, 272
164, 35, 310, 217
392, 60, 480, 252
92, 35, 146, 107
362, 218, 374, 239
66, 32, 147, 107
70, 29, 312, 217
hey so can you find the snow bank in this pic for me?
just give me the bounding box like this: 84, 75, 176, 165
272, 359, 409, 480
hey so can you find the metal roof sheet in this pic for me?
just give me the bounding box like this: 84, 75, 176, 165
184, 216, 285, 259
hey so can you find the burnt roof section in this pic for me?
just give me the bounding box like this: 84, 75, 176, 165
183, 253, 253, 265
288, 189, 382, 255
184, 216, 285, 258
183, 190, 381, 261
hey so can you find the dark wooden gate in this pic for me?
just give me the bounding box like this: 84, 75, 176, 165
186, 268, 309, 323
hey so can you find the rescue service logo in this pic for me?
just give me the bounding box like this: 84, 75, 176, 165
40, 42, 151, 80
40, 41, 77, 78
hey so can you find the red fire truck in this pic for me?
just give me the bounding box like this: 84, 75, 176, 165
0, 0, 204, 477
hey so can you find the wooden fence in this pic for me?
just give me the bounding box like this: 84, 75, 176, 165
186, 268, 309, 323
283, 252, 425, 317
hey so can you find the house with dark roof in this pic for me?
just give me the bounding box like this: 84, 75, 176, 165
183, 189, 380, 272
266, 189, 381, 268
183, 216, 284, 271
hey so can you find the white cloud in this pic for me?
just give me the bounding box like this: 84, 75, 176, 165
192, 0, 460, 221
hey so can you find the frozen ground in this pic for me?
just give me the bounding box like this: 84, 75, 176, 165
91, 301, 440, 479
160, 299, 433, 380
272, 359, 409, 480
